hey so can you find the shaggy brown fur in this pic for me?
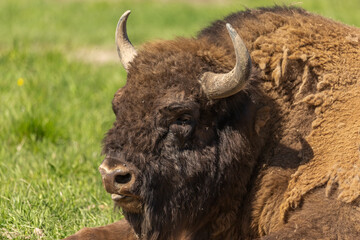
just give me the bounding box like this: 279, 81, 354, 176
64, 6, 360, 240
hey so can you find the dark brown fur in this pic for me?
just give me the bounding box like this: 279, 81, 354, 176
64, 6, 360, 240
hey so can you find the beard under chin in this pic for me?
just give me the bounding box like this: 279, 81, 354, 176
123, 211, 144, 238
122, 189, 217, 240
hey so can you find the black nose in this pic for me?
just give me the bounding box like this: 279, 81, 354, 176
99, 164, 136, 194
114, 171, 132, 184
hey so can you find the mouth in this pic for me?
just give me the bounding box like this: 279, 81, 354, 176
112, 193, 131, 201
111, 193, 143, 213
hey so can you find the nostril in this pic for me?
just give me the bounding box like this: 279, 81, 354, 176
114, 173, 132, 184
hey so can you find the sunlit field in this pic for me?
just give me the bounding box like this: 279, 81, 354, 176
1, 0, 359, 239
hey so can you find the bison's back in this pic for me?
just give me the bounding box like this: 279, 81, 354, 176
200, 6, 360, 238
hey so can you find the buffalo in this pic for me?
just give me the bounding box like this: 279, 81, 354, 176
65, 6, 360, 240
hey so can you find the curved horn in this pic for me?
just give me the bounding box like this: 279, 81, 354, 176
116, 10, 137, 70
200, 23, 252, 99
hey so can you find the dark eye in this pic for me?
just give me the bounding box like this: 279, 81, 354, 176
169, 114, 196, 146
174, 114, 193, 126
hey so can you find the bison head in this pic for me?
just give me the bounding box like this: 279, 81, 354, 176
99, 11, 264, 239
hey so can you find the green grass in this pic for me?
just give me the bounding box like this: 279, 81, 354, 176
1, 0, 359, 239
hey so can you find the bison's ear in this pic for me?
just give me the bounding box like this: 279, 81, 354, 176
200, 24, 251, 99
116, 10, 137, 71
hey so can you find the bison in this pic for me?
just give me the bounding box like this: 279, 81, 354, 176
65, 6, 360, 240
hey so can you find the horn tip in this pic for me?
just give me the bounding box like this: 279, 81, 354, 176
116, 10, 132, 40
225, 23, 237, 38
120, 10, 131, 22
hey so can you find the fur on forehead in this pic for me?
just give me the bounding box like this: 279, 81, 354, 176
128, 38, 236, 80
112, 38, 241, 114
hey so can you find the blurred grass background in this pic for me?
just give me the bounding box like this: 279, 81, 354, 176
1, 0, 359, 239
